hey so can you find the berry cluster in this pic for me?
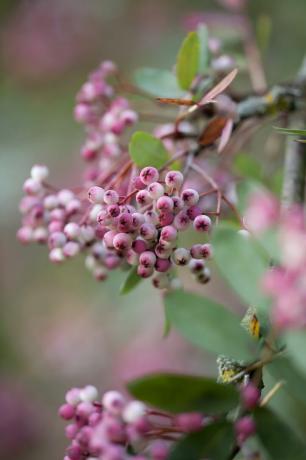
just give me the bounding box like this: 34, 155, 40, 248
74, 60, 138, 184
59, 385, 204, 460
59, 382, 260, 460
17, 163, 213, 288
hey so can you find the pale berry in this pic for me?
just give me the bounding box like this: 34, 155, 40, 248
64, 223, 81, 240
88, 186, 105, 204
30, 164, 49, 182
148, 182, 164, 199
165, 170, 184, 190
140, 166, 159, 185
173, 248, 191, 265
173, 211, 190, 231
122, 401, 146, 423
136, 190, 152, 206
104, 189, 119, 205
181, 188, 199, 206
139, 251, 157, 268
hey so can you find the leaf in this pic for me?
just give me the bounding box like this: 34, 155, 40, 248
133, 68, 184, 98
168, 421, 234, 460
285, 330, 306, 377
176, 31, 200, 90
218, 118, 234, 153
212, 224, 270, 316
197, 24, 210, 73
267, 355, 306, 405
254, 407, 306, 460
120, 266, 142, 295
164, 289, 256, 361
274, 126, 306, 137
128, 373, 239, 414
199, 68, 238, 106
199, 116, 229, 146
129, 131, 170, 168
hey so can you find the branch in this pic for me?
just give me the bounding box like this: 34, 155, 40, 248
281, 123, 306, 208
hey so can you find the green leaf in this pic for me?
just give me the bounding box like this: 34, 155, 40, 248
176, 32, 200, 90
233, 154, 262, 182
164, 290, 256, 361
120, 266, 142, 295
197, 24, 210, 73
128, 373, 239, 414
274, 127, 306, 137
285, 330, 306, 377
213, 224, 270, 316
267, 355, 306, 405
133, 67, 184, 98
168, 421, 234, 460
129, 131, 170, 168
254, 407, 306, 460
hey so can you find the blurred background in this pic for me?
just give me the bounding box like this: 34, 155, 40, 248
1, 0, 306, 458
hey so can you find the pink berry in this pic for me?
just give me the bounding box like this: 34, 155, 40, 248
140, 223, 157, 240
160, 225, 177, 242
165, 170, 184, 190
131, 213, 145, 229
181, 188, 199, 206
156, 196, 174, 212
140, 166, 159, 185
104, 189, 119, 205
88, 186, 105, 204
186, 205, 202, 220
240, 383, 260, 409
118, 212, 133, 232
173, 211, 190, 231
113, 233, 132, 251
193, 215, 212, 232
59, 404, 75, 420
107, 204, 120, 218
155, 258, 171, 272
136, 190, 152, 206
137, 265, 154, 278
158, 211, 174, 226
139, 251, 157, 268
235, 416, 256, 444
133, 176, 147, 190
132, 238, 148, 254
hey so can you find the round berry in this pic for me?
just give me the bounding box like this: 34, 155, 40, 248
88, 186, 105, 204
147, 182, 165, 199
136, 190, 152, 206
132, 238, 148, 254
104, 189, 119, 205
137, 265, 154, 278
155, 258, 171, 272
181, 188, 199, 206
140, 166, 159, 185
165, 170, 184, 190
173, 248, 191, 265
173, 211, 190, 231
160, 225, 177, 242
156, 196, 174, 212
139, 251, 157, 268
64, 222, 81, 240
113, 233, 132, 251
31, 164, 49, 182
193, 214, 212, 232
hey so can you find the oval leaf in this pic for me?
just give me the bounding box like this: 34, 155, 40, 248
164, 290, 256, 361
213, 224, 270, 316
168, 421, 234, 460
197, 24, 210, 73
129, 131, 169, 168
267, 355, 306, 405
254, 407, 306, 460
120, 266, 142, 295
285, 330, 306, 377
176, 32, 200, 90
134, 67, 184, 98
128, 373, 239, 414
